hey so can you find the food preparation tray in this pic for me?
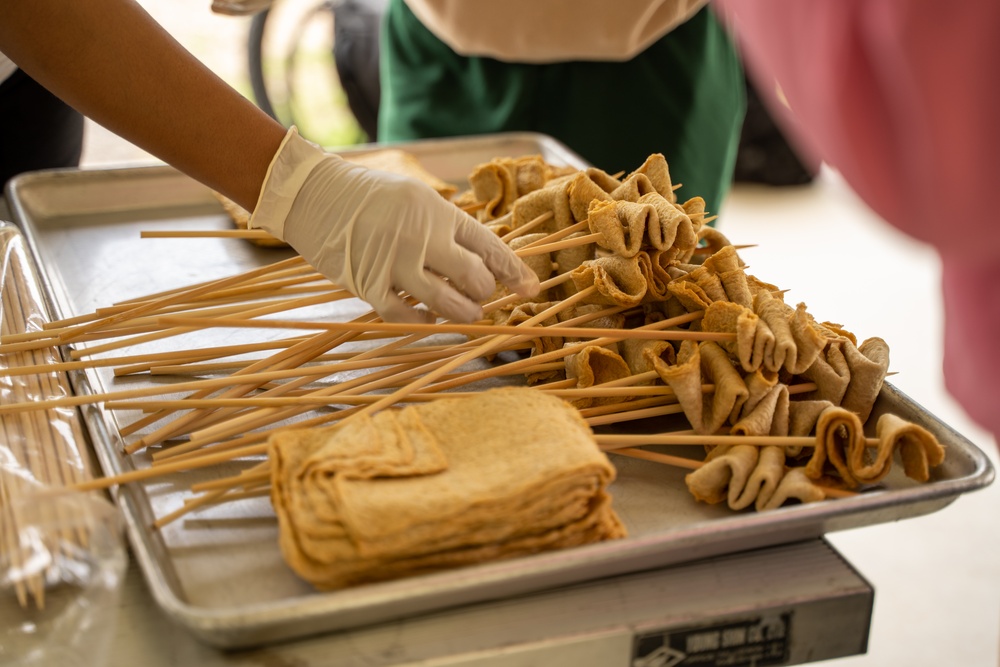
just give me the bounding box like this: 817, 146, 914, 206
5, 132, 995, 648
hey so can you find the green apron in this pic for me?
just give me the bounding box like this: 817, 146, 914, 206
379, 0, 745, 215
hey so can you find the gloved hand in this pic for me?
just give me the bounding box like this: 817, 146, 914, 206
249, 128, 540, 323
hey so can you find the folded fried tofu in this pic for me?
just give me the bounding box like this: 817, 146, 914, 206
269, 387, 625, 590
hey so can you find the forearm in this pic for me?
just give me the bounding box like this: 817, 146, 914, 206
0, 0, 286, 210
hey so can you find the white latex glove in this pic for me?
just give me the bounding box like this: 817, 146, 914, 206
249, 128, 540, 323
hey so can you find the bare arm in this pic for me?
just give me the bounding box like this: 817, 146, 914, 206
0, 0, 286, 210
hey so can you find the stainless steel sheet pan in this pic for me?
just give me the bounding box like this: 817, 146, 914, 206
5, 132, 994, 648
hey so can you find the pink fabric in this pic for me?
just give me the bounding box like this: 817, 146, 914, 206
717, 1, 1000, 441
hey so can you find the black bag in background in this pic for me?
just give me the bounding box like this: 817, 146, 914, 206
733, 72, 818, 186
332, 0, 383, 141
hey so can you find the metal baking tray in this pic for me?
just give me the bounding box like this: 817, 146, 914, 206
5, 132, 995, 648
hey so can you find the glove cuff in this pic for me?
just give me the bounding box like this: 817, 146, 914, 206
248, 126, 327, 241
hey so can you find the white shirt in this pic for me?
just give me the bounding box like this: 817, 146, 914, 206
403, 0, 706, 64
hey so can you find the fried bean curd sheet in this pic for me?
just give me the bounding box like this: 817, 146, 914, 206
270, 387, 625, 590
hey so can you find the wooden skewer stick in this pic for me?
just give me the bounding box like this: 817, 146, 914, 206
514, 232, 603, 257
152, 315, 736, 343
1, 239, 100, 607
690, 242, 757, 255
593, 433, 881, 450
66, 443, 270, 492
515, 220, 589, 250
140, 230, 276, 240
105, 373, 673, 412
500, 211, 554, 243
144, 341, 492, 376
153, 469, 271, 528
190, 470, 270, 493
609, 446, 700, 470
586, 403, 686, 427
609, 448, 858, 500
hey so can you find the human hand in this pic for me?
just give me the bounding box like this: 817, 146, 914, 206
249, 129, 540, 323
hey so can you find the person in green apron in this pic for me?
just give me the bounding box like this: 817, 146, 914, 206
378, 0, 745, 216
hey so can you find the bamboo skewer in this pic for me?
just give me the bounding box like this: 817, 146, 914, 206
608, 448, 858, 500
593, 433, 881, 450
586, 403, 686, 427
66, 443, 270, 492
106, 383, 671, 410
140, 230, 277, 240
143, 341, 500, 376
514, 232, 603, 257
516, 220, 589, 250
609, 446, 701, 470
152, 315, 737, 344
500, 211, 554, 242
1, 236, 100, 608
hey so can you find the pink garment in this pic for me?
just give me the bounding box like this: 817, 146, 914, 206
716, 0, 1000, 442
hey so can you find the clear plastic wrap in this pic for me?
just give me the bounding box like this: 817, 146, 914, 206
0, 485, 126, 666
0, 222, 127, 666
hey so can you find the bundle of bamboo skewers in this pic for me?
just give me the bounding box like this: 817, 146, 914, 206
0, 223, 117, 610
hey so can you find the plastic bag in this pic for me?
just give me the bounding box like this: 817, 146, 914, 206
0, 480, 126, 667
